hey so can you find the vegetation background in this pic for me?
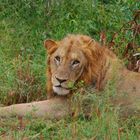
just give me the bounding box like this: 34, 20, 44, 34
0, 0, 140, 139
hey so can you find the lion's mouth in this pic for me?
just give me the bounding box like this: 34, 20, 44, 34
53, 85, 70, 95
55, 85, 70, 90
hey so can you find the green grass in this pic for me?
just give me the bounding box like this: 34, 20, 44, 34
0, 0, 140, 139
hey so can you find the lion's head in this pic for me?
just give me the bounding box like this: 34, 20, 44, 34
44, 34, 114, 97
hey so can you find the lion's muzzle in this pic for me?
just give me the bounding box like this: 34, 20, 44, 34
52, 75, 71, 95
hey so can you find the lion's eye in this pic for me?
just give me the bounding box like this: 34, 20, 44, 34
54, 56, 61, 65
72, 60, 80, 66
55, 56, 60, 62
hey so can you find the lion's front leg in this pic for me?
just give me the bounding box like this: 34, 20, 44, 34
0, 97, 70, 119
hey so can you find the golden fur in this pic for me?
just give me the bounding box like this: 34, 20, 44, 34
44, 34, 131, 97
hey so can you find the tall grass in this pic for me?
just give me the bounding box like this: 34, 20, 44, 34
1, 0, 47, 104
0, 0, 140, 139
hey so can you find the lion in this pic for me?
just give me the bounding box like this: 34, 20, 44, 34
45, 34, 140, 101
0, 34, 140, 119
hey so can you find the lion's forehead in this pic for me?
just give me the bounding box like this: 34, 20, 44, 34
56, 35, 91, 55
55, 45, 83, 60
52, 34, 93, 62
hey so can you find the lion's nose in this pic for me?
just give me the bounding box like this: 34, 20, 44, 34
55, 76, 67, 84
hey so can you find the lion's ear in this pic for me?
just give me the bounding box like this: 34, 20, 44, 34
44, 39, 58, 54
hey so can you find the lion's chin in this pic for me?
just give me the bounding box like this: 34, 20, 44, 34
53, 86, 70, 95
